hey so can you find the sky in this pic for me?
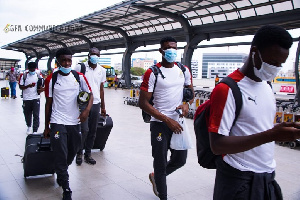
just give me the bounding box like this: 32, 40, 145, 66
0, 0, 299, 74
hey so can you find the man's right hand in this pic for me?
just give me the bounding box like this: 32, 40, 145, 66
43, 127, 50, 139
270, 122, 300, 142
165, 117, 183, 134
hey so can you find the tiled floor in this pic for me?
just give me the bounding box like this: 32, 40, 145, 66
0, 80, 300, 200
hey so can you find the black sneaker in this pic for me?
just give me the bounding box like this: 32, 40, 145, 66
84, 155, 96, 165
62, 188, 72, 200
76, 154, 83, 165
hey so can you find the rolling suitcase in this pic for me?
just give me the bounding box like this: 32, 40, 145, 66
93, 114, 113, 151
1, 87, 9, 98
23, 134, 55, 177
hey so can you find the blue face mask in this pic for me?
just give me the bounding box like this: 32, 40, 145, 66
29, 71, 36, 75
89, 55, 99, 64
163, 48, 177, 63
60, 66, 72, 74
56, 59, 72, 74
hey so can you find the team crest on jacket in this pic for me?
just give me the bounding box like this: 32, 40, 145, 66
157, 133, 162, 141
179, 70, 184, 78
54, 131, 60, 139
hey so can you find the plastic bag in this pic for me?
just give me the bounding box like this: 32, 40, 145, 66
170, 117, 193, 150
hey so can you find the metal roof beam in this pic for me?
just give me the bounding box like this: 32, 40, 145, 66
50, 31, 92, 49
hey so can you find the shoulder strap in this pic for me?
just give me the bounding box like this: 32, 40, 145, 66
71, 70, 80, 86
219, 77, 242, 127
23, 71, 27, 82
51, 71, 59, 94
79, 63, 86, 75
176, 62, 186, 74
51, 70, 81, 94
149, 65, 165, 95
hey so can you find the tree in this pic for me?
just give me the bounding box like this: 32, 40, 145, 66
130, 67, 145, 76
80, 58, 88, 63
115, 70, 121, 76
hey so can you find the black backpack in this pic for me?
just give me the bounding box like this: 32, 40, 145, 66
193, 77, 243, 169
142, 62, 187, 123
79, 63, 86, 75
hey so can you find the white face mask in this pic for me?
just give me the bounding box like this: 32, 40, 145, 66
252, 51, 281, 81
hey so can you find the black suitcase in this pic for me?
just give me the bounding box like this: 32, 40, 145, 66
1, 87, 9, 98
93, 114, 113, 151
23, 134, 55, 177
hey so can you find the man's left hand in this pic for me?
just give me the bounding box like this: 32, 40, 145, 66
79, 109, 89, 122
176, 103, 189, 117
101, 108, 106, 116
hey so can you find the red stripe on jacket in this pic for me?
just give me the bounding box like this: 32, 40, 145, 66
78, 72, 92, 93
208, 70, 244, 134
44, 73, 53, 98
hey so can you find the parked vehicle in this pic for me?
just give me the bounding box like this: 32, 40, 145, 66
118, 74, 142, 88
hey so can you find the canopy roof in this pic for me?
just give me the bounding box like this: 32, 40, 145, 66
0, 58, 21, 70
2, 0, 300, 58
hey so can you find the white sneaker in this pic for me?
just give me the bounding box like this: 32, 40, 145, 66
26, 127, 32, 135
32, 132, 38, 135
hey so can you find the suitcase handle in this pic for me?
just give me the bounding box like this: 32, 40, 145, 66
99, 113, 109, 126
37, 136, 51, 151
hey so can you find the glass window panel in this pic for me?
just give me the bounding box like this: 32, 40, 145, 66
135, 23, 145, 28
190, 18, 202, 26
256, 5, 273, 15
128, 31, 136, 36
148, 27, 156, 32
109, 34, 115, 39
195, 9, 209, 16
111, 34, 119, 39
273, 2, 293, 12
207, 6, 222, 13
157, 18, 168, 23
225, 12, 239, 20
185, 11, 198, 18
163, 24, 173, 31
155, 25, 165, 31
135, 29, 143, 35
294, 0, 300, 8
199, 1, 211, 6
239, 8, 256, 18
213, 14, 227, 22
251, 0, 268, 5
220, 4, 234, 11
123, 26, 131, 30
141, 28, 150, 34
202, 16, 214, 24
150, 20, 160, 25
143, 21, 152, 26
130, 24, 139, 29
176, 2, 190, 8
171, 22, 181, 29
234, 0, 251, 8
169, 5, 185, 11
